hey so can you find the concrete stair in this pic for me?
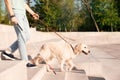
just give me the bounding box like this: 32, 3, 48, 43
65, 70, 88, 80
41, 72, 65, 80
0, 61, 27, 80
27, 64, 47, 80
0, 59, 48, 80
41, 69, 88, 80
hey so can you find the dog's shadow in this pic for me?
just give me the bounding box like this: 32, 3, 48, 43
54, 68, 105, 80
54, 67, 86, 74
88, 76, 105, 80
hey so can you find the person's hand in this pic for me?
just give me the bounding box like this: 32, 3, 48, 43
32, 13, 39, 20
10, 16, 18, 25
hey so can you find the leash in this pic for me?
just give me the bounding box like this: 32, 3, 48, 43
17, 23, 23, 31
54, 32, 74, 50
47, 64, 56, 75
38, 19, 74, 50
18, 17, 75, 49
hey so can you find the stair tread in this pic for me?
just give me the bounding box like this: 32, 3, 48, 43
66, 70, 88, 80
0, 61, 27, 80
41, 69, 88, 80
27, 64, 45, 80
0, 61, 22, 73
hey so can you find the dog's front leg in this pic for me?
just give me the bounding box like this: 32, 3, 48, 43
45, 60, 53, 72
61, 60, 65, 72
46, 64, 52, 72
68, 60, 75, 71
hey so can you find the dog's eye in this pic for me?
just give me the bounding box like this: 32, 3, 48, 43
84, 47, 87, 48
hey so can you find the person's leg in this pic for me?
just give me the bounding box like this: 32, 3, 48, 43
22, 14, 30, 42
18, 14, 36, 67
10, 40, 18, 53
15, 14, 30, 61
5, 14, 30, 61
17, 30, 28, 61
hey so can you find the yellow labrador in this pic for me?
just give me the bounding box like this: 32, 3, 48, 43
31, 42, 90, 71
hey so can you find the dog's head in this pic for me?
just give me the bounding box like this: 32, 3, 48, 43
74, 43, 90, 55
81, 44, 90, 55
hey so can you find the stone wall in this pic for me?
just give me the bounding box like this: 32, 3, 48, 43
0, 24, 120, 49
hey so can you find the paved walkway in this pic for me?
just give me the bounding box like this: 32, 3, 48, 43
90, 44, 120, 80
41, 70, 89, 80
92, 44, 120, 59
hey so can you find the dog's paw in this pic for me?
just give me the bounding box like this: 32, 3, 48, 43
60, 68, 65, 72
67, 66, 77, 71
71, 66, 77, 70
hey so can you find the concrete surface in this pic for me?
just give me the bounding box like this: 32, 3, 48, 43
0, 61, 27, 80
41, 72, 65, 80
27, 64, 47, 80
41, 70, 88, 80
92, 45, 120, 80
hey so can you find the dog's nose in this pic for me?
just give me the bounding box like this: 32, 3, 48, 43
88, 50, 90, 53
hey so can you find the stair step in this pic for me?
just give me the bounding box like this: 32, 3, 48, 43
65, 70, 88, 80
27, 64, 47, 80
41, 69, 88, 80
41, 72, 65, 80
0, 61, 27, 80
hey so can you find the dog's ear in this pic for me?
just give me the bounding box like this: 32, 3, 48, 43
73, 44, 82, 55
37, 53, 40, 57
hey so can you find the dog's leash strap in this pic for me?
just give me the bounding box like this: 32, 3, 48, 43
17, 23, 23, 31
38, 19, 75, 42
47, 64, 56, 75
